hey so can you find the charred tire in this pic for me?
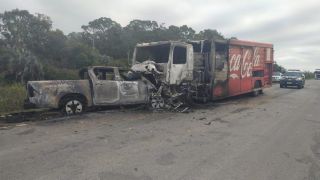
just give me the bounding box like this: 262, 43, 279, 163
252, 80, 261, 97
60, 95, 86, 115
259, 89, 264, 94
150, 96, 165, 109
252, 90, 259, 97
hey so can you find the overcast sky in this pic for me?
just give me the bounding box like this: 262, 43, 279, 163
1, 0, 319, 71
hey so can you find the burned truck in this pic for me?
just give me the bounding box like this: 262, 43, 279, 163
131, 39, 273, 108
24, 66, 150, 115
25, 39, 273, 115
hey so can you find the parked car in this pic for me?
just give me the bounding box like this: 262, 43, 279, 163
24, 66, 150, 115
314, 69, 320, 80
272, 72, 283, 82
280, 71, 305, 89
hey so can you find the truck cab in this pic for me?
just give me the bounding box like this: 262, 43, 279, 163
132, 41, 194, 85
131, 39, 273, 106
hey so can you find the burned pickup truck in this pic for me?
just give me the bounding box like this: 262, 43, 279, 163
25, 66, 149, 115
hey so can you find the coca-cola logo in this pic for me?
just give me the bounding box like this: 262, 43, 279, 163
229, 48, 260, 79
253, 48, 260, 67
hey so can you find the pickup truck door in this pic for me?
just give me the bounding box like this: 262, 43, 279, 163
119, 81, 148, 104
92, 68, 120, 105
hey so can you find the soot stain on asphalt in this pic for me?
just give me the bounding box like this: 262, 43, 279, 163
204, 117, 229, 126
16, 128, 35, 135
231, 107, 250, 114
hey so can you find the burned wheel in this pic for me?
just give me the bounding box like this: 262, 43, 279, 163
252, 90, 259, 97
61, 96, 85, 115
150, 96, 165, 109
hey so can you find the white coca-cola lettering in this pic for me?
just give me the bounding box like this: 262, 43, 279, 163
253, 47, 260, 67
229, 49, 256, 79
230, 54, 241, 71
241, 50, 253, 78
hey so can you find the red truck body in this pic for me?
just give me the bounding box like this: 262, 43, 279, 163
211, 39, 273, 100
132, 39, 273, 106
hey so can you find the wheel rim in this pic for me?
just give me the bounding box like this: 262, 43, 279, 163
151, 96, 165, 109
65, 100, 83, 115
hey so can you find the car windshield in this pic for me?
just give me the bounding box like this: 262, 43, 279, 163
273, 72, 281, 76
284, 72, 302, 76
135, 44, 170, 63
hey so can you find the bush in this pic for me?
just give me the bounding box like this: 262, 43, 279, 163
303, 71, 314, 80
106, 58, 130, 68
0, 84, 27, 114
43, 65, 79, 80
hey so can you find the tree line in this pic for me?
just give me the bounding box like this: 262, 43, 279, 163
0, 9, 224, 84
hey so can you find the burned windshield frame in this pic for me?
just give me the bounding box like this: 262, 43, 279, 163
135, 44, 170, 63
93, 68, 115, 81
173, 46, 187, 64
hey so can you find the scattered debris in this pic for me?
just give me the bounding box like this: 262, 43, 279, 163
231, 107, 250, 114
212, 117, 229, 123
204, 117, 228, 126
15, 123, 28, 127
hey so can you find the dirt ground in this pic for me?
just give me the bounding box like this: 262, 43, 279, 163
1, 80, 320, 180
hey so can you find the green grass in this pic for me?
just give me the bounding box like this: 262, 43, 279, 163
0, 84, 27, 114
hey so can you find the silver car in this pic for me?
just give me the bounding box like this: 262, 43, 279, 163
272, 72, 283, 82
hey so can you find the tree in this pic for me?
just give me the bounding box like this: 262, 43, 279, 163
273, 62, 286, 73
60, 40, 102, 69
81, 17, 123, 58
125, 20, 159, 32
121, 20, 158, 59
42, 29, 67, 62
194, 29, 224, 40
0, 46, 43, 83
0, 9, 52, 55
0, 9, 52, 83
179, 25, 195, 40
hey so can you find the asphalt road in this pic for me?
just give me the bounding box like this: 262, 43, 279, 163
1, 80, 320, 180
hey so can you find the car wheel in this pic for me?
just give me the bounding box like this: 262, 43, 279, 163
150, 95, 165, 109
252, 90, 259, 97
259, 89, 264, 94
61, 97, 85, 115
252, 81, 261, 96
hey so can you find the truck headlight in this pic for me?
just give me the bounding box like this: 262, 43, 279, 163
297, 77, 302, 81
